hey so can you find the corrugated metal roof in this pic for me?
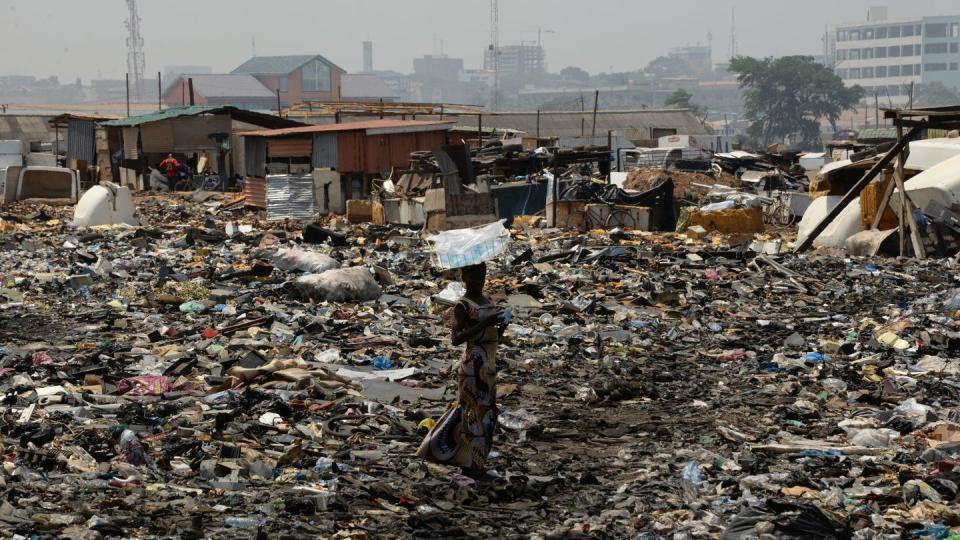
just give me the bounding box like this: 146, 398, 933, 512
341, 74, 397, 100
231, 55, 345, 76
172, 74, 274, 98
101, 106, 219, 127
100, 106, 304, 129
242, 119, 453, 138
447, 109, 710, 138
0, 115, 57, 142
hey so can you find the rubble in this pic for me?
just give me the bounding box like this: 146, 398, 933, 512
2, 189, 960, 538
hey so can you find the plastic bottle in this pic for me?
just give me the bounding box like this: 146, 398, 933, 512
372, 356, 393, 370
224, 517, 265, 529
682, 460, 703, 486
499, 409, 537, 431
179, 300, 206, 314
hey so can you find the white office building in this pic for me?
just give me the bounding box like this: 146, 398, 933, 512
831, 7, 960, 103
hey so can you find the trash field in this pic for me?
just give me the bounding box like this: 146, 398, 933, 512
2, 193, 960, 539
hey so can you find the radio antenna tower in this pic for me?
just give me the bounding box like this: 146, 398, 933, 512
489, 0, 500, 111
125, 0, 146, 101
729, 7, 739, 60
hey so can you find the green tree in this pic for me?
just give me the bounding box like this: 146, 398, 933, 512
913, 82, 960, 107
664, 88, 708, 123
645, 55, 694, 79
559, 66, 590, 83
664, 89, 693, 108
729, 55, 863, 147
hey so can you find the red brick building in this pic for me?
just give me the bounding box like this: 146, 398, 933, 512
231, 55, 345, 106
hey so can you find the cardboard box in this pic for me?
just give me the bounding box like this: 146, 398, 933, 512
687, 207, 764, 234
346, 199, 373, 223
546, 200, 587, 230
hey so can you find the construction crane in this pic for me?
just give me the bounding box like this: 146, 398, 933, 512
125, 0, 146, 101
489, 0, 500, 111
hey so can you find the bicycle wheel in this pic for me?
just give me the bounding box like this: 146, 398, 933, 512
202, 175, 221, 191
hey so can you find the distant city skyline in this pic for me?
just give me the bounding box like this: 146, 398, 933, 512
2, 1, 959, 81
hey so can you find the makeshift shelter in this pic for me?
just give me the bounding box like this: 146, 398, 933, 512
100, 106, 303, 190
797, 107, 960, 259
240, 119, 453, 215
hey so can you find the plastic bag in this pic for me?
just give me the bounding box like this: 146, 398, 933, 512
273, 248, 340, 273
700, 200, 736, 213
117, 375, 172, 396
290, 266, 382, 302
427, 220, 509, 270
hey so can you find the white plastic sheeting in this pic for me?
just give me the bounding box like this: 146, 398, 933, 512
891, 153, 960, 216
73, 183, 139, 227
796, 196, 862, 249
427, 220, 509, 270
906, 136, 960, 172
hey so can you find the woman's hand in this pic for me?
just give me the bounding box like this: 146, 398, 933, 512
480, 312, 501, 328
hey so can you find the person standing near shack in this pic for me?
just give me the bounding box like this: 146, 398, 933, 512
417, 262, 508, 481
159, 154, 180, 190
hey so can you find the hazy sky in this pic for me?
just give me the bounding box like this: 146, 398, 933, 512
3, 0, 959, 81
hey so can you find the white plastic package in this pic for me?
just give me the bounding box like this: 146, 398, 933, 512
427, 220, 509, 270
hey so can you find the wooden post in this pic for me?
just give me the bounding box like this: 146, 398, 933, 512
276, 89, 281, 117
188, 78, 195, 106
894, 116, 927, 258
591, 89, 599, 138
379, 98, 384, 119
870, 169, 897, 230
157, 71, 162, 111
125, 73, 131, 118
536, 109, 540, 141
607, 129, 613, 183
477, 114, 483, 149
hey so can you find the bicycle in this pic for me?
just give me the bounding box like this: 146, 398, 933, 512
174, 172, 221, 192
762, 191, 796, 226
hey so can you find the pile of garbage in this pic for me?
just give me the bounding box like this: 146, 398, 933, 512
1, 193, 960, 538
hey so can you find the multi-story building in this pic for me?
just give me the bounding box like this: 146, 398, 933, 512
484, 44, 546, 78
832, 7, 960, 103
669, 45, 713, 78
413, 55, 464, 82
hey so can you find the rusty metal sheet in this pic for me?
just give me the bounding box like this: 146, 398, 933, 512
244, 176, 267, 208
267, 137, 312, 158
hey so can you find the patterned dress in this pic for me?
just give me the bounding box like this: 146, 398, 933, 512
417, 296, 499, 469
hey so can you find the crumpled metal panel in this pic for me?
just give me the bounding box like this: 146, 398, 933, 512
266, 174, 317, 221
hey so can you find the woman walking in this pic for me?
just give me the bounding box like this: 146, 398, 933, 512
417, 263, 506, 480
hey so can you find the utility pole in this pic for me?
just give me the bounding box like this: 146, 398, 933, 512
591, 89, 599, 138
875, 94, 879, 128
489, 0, 500, 111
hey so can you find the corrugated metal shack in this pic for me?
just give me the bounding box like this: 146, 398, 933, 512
240, 119, 453, 211
100, 106, 303, 189
48, 113, 119, 185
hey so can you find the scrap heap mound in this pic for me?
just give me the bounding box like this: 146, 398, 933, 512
625, 168, 741, 199
1, 193, 960, 538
